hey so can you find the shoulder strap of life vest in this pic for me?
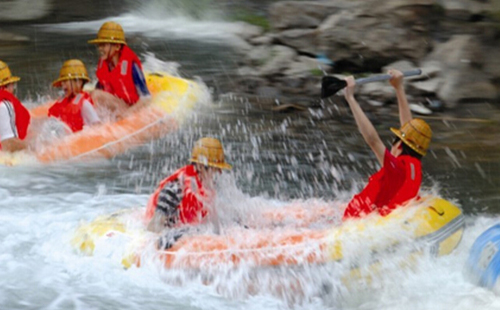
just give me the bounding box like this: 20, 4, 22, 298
387, 155, 422, 209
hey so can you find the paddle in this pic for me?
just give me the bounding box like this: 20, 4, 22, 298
321, 69, 422, 99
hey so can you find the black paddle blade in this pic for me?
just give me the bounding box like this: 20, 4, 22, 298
321, 76, 347, 99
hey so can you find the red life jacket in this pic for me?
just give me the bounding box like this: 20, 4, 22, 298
96, 45, 143, 105
0, 89, 30, 149
145, 165, 207, 225
48, 92, 94, 132
343, 155, 422, 220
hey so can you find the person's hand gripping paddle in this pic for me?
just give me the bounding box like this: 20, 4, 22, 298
321, 69, 422, 99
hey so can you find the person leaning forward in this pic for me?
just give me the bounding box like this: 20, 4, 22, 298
88, 21, 150, 116
146, 137, 232, 233
342, 69, 432, 220
0, 61, 30, 153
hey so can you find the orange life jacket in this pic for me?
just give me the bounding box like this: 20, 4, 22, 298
0, 89, 30, 149
96, 45, 143, 105
48, 92, 94, 132
343, 155, 421, 220
145, 165, 207, 225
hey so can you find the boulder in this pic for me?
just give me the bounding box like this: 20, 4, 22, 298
317, 6, 433, 70
359, 82, 395, 102
274, 29, 318, 55
249, 34, 275, 46
246, 45, 272, 66
283, 56, 324, 77
409, 78, 445, 94
424, 35, 498, 104
231, 22, 264, 40
382, 60, 417, 73
269, 1, 349, 30
258, 45, 297, 76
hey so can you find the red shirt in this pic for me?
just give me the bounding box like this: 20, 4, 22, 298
343, 149, 422, 220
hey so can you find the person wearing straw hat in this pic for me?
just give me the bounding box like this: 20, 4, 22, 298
146, 137, 232, 233
48, 59, 101, 133
0, 61, 31, 152
342, 69, 432, 220
88, 21, 150, 114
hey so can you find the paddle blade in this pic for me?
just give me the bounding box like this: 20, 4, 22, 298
321, 76, 347, 99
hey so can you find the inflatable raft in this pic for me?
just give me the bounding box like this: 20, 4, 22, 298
0, 73, 201, 166
72, 196, 465, 272
466, 223, 500, 292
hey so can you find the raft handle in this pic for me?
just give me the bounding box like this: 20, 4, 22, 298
429, 206, 445, 216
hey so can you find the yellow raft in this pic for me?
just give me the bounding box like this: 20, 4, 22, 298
71, 196, 465, 272
0, 73, 202, 166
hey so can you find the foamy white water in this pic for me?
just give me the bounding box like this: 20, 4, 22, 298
2, 158, 500, 309
40, 12, 253, 48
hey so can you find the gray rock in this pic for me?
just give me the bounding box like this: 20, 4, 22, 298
249, 35, 275, 46
237, 66, 259, 77
275, 29, 318, 55
284, 56, 324, 77
258, 45, 297, 76
229, 37, 254, 55
409, 78, 445, 94
424, 35, 498, 104
231, 22, 264, 41
246, 45, 272, 66
480, 45, 500, 78
359, 82, 394, 101
317, 9, 432, 67
439, 0, 494, 19
269, 1, 347, 30
419, 61, 443, 78
382, 60, 417, 73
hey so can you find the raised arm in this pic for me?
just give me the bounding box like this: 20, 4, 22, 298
388, 69, 413, 126
344, 76, 386, 165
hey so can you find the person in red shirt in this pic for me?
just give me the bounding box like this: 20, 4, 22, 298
146, 137, 232, 234
88, 21, 150, 116
0, 61, 30, 152
342, 69, 432, 220
48, 59, 100, 132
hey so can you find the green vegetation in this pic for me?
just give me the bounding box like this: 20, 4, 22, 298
231, 11, 270, 31
310, 68, 324, 76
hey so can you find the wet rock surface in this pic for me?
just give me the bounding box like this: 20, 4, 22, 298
230, 0, 500, 108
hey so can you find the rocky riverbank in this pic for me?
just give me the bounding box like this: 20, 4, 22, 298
230, 0, 500, 110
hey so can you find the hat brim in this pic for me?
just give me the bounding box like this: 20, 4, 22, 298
190, 159, 232, 170
0, 76, 20, 87
52, 76, 90, 88
88, 38, 127, 45
390, 127, 427, 156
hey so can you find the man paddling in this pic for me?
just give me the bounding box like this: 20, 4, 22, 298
145, 137, 232, 233
342, 69, 432, 220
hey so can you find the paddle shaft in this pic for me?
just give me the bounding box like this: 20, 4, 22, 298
355, 69, 422, 86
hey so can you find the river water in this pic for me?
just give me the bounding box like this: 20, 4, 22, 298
1, 2, 500, 309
